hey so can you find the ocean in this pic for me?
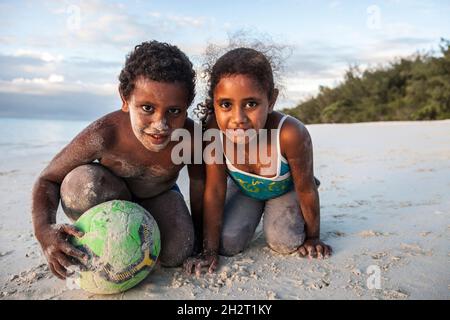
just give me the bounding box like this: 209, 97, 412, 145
0, 116, 191, 196
0, 117, 89, 159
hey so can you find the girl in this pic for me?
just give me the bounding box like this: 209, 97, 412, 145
184, 47, 332, 276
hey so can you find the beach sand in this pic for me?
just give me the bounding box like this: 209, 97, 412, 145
0, 120, 449, 300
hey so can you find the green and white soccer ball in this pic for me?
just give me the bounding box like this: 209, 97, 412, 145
70, 200, 161, 294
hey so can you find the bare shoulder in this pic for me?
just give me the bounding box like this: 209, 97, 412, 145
82, 111, 121, 138
280, 114, 311, 142
74, 111, 122, 149
279, 114, 313, 156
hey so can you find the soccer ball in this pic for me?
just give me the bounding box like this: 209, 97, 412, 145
70, 200, 160, 294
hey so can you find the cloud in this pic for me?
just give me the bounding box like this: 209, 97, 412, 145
329, 1, 341, 9
46, 0, 149, 48
278, 35, 438, 108
46, 0, 212, 49
148, 11, 162, 18
276, 74, 343, 109
284, 42, 359, 81
14, 49, 64, 63
0, 36, 15, 45
0, 53, 59, 80
12, 74, 64, 84
382, 36, 435, 46
0, 91, 119, 121
0, 51, 121, 95
68, 56, 122, 69
358, 36, 437, 66
166, 14, 210, 28
0, 76, 116, 96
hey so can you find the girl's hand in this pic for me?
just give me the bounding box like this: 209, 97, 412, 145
298, 238, 332, 259
183, 251, 219, 277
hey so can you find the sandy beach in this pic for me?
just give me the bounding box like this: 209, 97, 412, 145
0, 120, 449, 300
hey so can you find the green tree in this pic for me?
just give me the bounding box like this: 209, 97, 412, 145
283, 39, 450, 124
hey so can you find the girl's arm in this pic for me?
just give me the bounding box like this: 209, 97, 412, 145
202, 159, 228, 254
186, 162, 205, 254
184, 120, 228, 276
185, 119, 205, 254
282, 117, 332, 259
183, 149, 228, 276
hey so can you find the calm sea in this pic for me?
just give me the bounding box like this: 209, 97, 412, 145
0, 117, 89, 158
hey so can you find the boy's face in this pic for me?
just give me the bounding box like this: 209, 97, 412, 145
121, 77, 189, 152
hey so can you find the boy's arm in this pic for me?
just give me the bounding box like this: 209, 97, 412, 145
282, 118, 332, 259
32, 118, 112, 278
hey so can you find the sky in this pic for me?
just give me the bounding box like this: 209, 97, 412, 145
0, 0, 449, 120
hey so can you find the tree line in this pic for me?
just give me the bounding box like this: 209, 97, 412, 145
283, 39, 450, 124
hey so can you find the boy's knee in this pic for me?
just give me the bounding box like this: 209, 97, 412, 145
159, 240, 193, 267
158, 218, 194, 267
140, 190, 194, 267
60, 164, 131, 221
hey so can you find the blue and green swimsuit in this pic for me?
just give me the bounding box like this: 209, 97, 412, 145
221, 115, 294, 201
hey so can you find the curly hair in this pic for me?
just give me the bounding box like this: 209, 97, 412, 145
119, 40, 196, 106
210, 47, 275, 99
193, 47, 275, 127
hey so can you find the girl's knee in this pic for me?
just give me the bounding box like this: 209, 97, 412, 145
266, 234, 305, 255
265, 224, 306, 255
263, 191, 306, 254
60, 164, 131, 221
219, 225, 253, 257
219, 237, 244, 257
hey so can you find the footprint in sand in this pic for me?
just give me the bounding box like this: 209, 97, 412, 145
0, 250, 14, 258
9, 263, 50, 287
400, 243, 433, 257
358, 230, 392, 238
325, 231, 346, 239
335, 200, 371, 209
415, 168, 434, 172
382, 289, 409, 300
332, 214, 347, 219
0, 170, 19, 176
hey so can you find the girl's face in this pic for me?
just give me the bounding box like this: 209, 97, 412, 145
213, 74, 277, 144
121, 77, 189, 152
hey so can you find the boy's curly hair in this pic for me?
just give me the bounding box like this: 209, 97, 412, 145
119, 40, 196, 106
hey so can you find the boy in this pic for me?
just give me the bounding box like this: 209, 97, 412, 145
31, 41, 204, 279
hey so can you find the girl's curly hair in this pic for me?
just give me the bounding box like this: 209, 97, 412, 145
119, 40, 196, 106
193, 32, 291, 128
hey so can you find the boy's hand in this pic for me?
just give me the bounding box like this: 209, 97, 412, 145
183, 251, 219, 277
36, 224, 88, 279
298, 238, 332, 259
